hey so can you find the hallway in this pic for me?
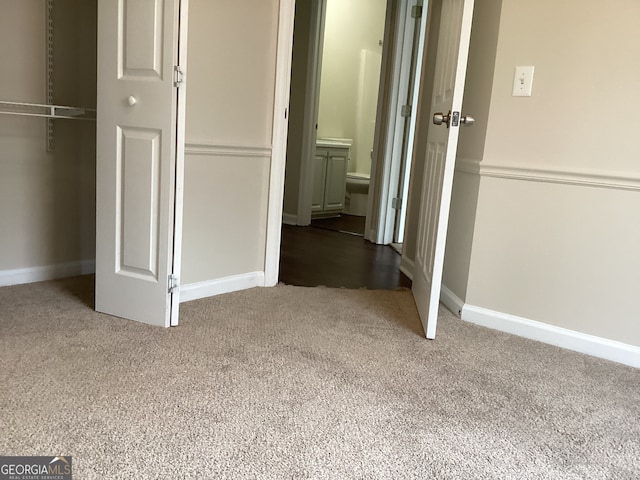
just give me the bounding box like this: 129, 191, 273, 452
278, 223, 411, 289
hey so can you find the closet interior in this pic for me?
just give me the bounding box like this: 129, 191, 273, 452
0, 0, 97, 285
0, 1, 285, 319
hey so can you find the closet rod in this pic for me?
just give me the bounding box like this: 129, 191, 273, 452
0, 100, 96, 121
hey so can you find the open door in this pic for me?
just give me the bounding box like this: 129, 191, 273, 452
413, 0, 474, 338
95, 0, 186, 327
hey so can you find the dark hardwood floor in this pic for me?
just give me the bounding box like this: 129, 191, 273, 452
279, 224, 411, 289
310, 214, 366, 236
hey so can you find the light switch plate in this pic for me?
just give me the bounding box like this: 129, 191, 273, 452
512, 66, 534, 96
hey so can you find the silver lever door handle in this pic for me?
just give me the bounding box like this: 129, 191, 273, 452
461, 115, 475, 126
433, 111, 451, 127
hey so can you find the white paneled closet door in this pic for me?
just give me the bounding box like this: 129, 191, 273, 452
95, 0, 187, 327
412, 0, 474, 339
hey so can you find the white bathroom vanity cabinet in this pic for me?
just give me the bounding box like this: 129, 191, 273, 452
311, 138, 351, 217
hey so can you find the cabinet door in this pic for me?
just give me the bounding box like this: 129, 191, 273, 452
323, 150, 348, 212
311, 150, 327, 213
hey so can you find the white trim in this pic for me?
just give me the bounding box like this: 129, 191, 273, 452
0, 260, 96, 287
381, 0, 414, 245
369, 0, 410, 245
440, 284, 463, 317
455, 157, 640, 191
282, 213, 298, 226
454, 157, 482, 175
480, 163, 640, 191
462, 304, 640, 369
179, 271, 265, 303
264, 0, 296, 287
170, 0, 190, 326
399, 255, 415, 281
396, 0, 429, 244
184, 142, 272, 158
364, 0, 396, 243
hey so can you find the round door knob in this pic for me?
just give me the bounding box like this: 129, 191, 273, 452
433, 111, 450, 127
127, 96, 137, 106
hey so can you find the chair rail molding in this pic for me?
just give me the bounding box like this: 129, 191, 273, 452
455, 157, 640, 191
184, 141, 272, 158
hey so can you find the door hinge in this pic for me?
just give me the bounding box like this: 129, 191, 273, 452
174, 65, 185, 87
411, 2, 423, 18
401, 105, 412, 118
168, 274, 179, 294
392, 197, 403, 209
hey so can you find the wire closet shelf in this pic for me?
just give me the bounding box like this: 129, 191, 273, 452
0, 100, 96, 121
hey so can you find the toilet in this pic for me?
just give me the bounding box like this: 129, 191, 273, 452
345, 172, 370, 216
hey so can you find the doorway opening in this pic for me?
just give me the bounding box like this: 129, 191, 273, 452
311, 0, 385, 233
280, 0, 426, 288
308, 0, 385, 238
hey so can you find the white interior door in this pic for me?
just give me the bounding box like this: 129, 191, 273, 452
96, 0, 185, 327
413, 0, 474, 338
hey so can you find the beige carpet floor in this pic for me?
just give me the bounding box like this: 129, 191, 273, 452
0, 276, 638, 479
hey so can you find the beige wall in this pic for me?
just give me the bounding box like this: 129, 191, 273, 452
184, 1, 278, 147
0, 0, 96, 274
482, 0, 640, 174
440, 0, 501, 300
181, 0, 279, 284
462, 0, 640, 346
404, 0, 640, 346
467, 179, 640, 344
182, 154, 270, 283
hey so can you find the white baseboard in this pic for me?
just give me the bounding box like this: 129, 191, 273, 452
282, 213, 298, 226
462, 304, 640, 369
180, 271, 265, 303
399, 256, 415, 281
0, 260, 96, 287
440, 285, 464, 317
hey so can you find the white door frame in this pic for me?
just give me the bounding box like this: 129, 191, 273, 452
263, 0, 297, 285
395, 0, 428, 244
170, 0, 189, 325
265, 0, 434, 283
366, 0, 428, 245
